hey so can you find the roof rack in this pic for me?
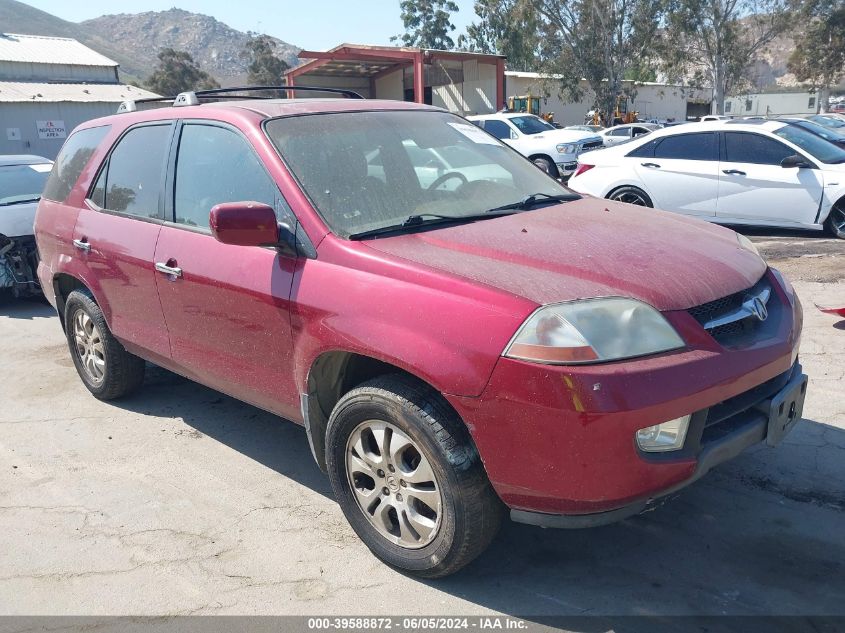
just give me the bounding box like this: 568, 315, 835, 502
116, 85, 364, 114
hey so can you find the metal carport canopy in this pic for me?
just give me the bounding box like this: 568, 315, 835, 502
284, 43, 505, 106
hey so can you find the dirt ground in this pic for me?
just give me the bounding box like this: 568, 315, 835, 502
0, 228, 843, 624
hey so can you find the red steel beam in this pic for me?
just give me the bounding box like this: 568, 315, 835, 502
413, 51, 424, 104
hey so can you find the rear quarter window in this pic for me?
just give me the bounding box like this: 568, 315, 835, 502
42, 125, 111, 203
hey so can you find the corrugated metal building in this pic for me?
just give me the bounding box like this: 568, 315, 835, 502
0, 33, 159, 158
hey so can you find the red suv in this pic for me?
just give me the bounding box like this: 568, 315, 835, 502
35, 88, 807, 577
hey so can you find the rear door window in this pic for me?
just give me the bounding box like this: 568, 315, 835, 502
92, 124, 172, 219
652, 133, 718, 161
724, 132, 794, 165
482, 120, 514, 140
173, 124, 283, 230
626, 139, 659, 158
42, 125, 110, 203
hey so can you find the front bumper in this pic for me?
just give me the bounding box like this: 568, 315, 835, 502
556, 160, 578, 175
511, 362, 807, 528
446, 269, 803, 519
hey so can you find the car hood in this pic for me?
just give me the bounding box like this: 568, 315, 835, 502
364, 198, 767, 311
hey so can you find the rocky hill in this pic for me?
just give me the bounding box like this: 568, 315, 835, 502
0, 0, 300, 85
81, 9, 300, 85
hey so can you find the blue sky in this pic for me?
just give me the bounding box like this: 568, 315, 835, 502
23, 0, 478, 50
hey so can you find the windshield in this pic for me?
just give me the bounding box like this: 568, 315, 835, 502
265, 110, 573, 238
508, 115, 555, 135
794, 120, 845, 143
775, 124, 845, 164
0, 163, 51, 206
809, 115, 845, 129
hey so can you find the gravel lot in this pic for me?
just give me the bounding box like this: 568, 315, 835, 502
0, 228, 843, 622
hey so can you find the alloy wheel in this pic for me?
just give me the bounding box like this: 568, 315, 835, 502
72, 309, 106, 384
345, 420, 443, 549
533, 158, 552, 173
831, 203, 845, 235
611, 190, 649, 206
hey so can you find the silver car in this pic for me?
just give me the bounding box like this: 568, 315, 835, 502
599, 123, 662, 147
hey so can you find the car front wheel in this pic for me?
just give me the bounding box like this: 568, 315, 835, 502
325, 375, 504, 578
531, 156, 559, 178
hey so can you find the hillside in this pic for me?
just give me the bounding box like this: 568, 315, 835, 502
81, 9, 300, 85
0, 0, 300, 85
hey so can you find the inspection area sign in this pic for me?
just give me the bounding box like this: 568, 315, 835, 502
36, 120, 67, 140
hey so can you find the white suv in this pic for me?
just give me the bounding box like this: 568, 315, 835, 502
468, 113, 603, 178
568, 119, 845, 238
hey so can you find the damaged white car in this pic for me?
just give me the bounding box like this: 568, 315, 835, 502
0, 155, 52, 298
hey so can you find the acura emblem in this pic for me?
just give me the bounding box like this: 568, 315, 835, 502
743, 294, 769, 321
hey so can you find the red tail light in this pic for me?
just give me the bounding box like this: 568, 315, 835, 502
572, 163, 595, 179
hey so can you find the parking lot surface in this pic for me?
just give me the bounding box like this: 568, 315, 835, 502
0, 229, 843, 620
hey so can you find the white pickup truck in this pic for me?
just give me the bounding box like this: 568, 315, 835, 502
0, 155, 52, 297
467, 113, 604, 178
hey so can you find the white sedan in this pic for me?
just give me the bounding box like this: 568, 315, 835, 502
568, 119, 845, 238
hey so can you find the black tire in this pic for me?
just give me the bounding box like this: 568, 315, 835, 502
607, 185, 654, 207
64, 289, 145, 400
325, 374, 504, 578
531, 156, 560, 178
825, 201, 845, 239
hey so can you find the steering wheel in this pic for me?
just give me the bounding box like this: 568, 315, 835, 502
427, 171, 468, 191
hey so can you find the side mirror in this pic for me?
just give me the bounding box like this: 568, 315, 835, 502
781, 154, 811, 169
210, 202, 279, 247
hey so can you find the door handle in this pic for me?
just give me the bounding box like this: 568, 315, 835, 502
72, 238, 90, 252
155, 262, 183, 278
641, 162, 661, 168
723, 169, 746, 175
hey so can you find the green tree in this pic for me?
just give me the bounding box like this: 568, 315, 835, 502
242, 34, 290, 86
144, 48, 220, 96
458, 0, 540, 71
534, 0, 668, 124
393, 0, 460, 49
788, 0, 845, 112
659, 0, 794, 114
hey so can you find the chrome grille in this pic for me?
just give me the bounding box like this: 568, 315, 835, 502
580, 141, 604, 153
688, 276, 776, 346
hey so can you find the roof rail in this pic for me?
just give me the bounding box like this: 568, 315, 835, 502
116, 96, 176, 114
116, 85, 363, 114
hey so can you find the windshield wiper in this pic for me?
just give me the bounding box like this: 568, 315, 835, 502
348, 210, 518, 240
0, 197, 40, 207
485, 192, 581, 214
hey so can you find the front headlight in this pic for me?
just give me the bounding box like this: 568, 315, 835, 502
736, 232, 761, 258
556, 143, 578, 154
503, 298, 685, 364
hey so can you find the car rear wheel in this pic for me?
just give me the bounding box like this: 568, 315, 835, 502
825, 201, 845, 239
325, 374, 504, 578
608, 186, 653, 207
64, 289, 145, 400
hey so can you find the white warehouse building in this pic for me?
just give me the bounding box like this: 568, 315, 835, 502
0, 33, 159, 159
504, 72, 714, 125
